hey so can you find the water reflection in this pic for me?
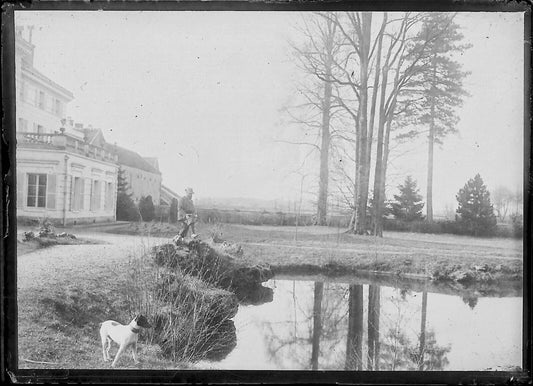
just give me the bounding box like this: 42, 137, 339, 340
200, 277, 522, 370
235, 284, 274, 306
264, 282, 450, 370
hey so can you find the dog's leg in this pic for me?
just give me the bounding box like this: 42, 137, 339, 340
100, 332, 107, 362
111, 344, 126, 368
105, 337, 112, 361
132, 342, 139, 364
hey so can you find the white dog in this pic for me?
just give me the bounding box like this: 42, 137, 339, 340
99, 314, 151, 367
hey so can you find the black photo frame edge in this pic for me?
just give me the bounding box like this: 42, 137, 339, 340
1, 0, 531, 384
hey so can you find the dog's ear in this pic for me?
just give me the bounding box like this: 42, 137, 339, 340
137, 315, 152, 328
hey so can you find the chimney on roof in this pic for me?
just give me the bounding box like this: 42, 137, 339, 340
16, 26, 23, 36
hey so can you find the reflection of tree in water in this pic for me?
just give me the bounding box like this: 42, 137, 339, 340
380, 290, 451, 370
263, 281, 450, 371
462, 294, 479, 309
381, 329, 450, 370
263, 281, 348, 369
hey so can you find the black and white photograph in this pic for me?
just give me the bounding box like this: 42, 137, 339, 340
4, 1, 529, 382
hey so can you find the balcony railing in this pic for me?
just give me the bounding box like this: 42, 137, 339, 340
17, 131, 118, 163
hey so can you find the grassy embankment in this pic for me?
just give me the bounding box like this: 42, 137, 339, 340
17, 231, 186, 370
105, 221, 523, 284
17, 226, 239, 370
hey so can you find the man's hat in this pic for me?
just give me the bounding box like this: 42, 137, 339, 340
185, 187, 194, 194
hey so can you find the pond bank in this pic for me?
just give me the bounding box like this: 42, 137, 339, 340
100, 222, 523, 286
140, 238, 273, 363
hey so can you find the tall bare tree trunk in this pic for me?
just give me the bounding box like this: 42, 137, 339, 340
426, 54, 437, 222
372, 63, 389, 236
354, 12, 372, 235
366, 14, 387, 236
377, 119, 393, 237
317, 67, 333, 226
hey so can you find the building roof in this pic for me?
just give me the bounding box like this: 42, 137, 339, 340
160, 184, 181, 206
105, 144, 161, 174
143, 157, 160, 172
75, 128, 106, 147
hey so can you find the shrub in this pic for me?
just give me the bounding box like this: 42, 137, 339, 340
169, 198, 178, 224
154, 205, 170, 223
127, 244, 239, 363
511, 214, 523, 239
384, 219, 463, 235
38, 217, 56, 238
138, 195, 155, 222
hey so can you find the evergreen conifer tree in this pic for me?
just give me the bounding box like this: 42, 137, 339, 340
455, 174, 497, 236
116, 167, 138, 221
391, 176, 425, 222
413, 13, 470, 222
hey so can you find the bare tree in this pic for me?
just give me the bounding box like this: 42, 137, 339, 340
492, 185, 514, 222
326, 12, 430, 235
290, 12, 469, 236
284, 13, 345, 226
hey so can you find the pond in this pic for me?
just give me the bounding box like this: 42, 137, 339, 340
197, 275, 522, 371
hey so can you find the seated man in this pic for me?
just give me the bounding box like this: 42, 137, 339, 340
175, 187, 198, 242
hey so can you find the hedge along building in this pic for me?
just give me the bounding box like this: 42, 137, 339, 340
15, 26, 119, 225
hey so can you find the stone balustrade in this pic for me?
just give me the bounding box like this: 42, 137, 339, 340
16, 131, 118, 163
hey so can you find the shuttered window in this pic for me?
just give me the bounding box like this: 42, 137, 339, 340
104, 182, 114, 211
91, 180, 102, 211
46, 175, 56, 209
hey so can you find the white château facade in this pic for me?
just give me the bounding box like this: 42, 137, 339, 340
16, 26, 119, 225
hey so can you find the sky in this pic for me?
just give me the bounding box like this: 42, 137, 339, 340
14, 11, 525, 214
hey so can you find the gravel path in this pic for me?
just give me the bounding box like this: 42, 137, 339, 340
17, 231, 172, 291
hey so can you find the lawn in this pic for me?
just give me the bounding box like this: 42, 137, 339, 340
102, 221, 523, 284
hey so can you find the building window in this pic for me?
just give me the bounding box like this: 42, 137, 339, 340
104, 182, 114, 211
19, 81, 26, 101
18, 118, 28, 132
27, 173, 47, 208
72, 177, 85, 211
37, 124, 44, 134
91, 180, 101, 211
54, 99, 63, 116
38, 91, 45, 109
